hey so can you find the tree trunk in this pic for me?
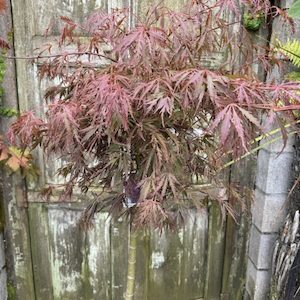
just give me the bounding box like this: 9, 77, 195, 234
125, 228, 137, 300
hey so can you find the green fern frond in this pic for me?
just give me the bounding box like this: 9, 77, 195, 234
276, 39, 300, 67
285, 71, 300, 81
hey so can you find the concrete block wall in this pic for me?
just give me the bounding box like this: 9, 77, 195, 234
245, 134, 295, 299
244, 2, 299, 297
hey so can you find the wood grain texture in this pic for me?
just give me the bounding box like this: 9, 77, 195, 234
0, 2, 36, 299
28, 204, 54, 300
148, 210, 208, 300
111, 218, 129, 300
205, 203, 226, 300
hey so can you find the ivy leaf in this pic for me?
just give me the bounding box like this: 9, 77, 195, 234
6, 155, 21, 171
6, 147, 30, 171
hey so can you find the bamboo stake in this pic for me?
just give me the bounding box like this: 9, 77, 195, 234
125, 227, 138, 300
222, 130, 297, 169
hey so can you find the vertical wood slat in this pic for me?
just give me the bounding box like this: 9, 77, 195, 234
28, 204, 54, 300
29, 205, 112, 300
11, 0, 47, 186
85, 212, 112, 299
0, 1, 36, 299
46, 208, 112, 300
47, 208, 85, 300
111, 218, 129, 300
205, 203, 226, 300
148, 210, 208, 300
135, 230, 150, 299
25, 204, 213, 300
181, 211, 208, 299
221, 214, 250, 300
221, 158, 256, 299
148, 227, 185, 300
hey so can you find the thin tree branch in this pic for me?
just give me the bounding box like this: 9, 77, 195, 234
3, 51, 117, 62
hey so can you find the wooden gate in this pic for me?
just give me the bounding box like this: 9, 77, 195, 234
1, 0, 255, 299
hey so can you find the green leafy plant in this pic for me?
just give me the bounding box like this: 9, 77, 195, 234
243, 12, 264, 31
0, 107, 18, 117
276, 39, 300, 67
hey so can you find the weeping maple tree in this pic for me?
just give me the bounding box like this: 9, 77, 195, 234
3, 1, 300, 299
5, 1, 300, 227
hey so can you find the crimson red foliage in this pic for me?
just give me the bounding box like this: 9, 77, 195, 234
7, 1, 300, 228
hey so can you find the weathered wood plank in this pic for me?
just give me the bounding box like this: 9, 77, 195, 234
28, 0, 109, 36
148, 227, 184, 300
85, 212, 112, 299
28, 203, 54, 300
221, 157, 255, 299
0, 2, 36, 299
180, 210, 208, 299
2, 176, 36, 300
205, 203, 226, 300
133, 0, 185, 25
108, 0, 130, 12
148, 210, 208, 300
11, 0, 47, 186
228, 216, 250, 300
47, 207, 85, 300
221, 214, 250, 300
30, 206, 112, 300
111, 217, 129, 299
0, 231, 6, 300
47, 207, 111, 300
135, 230, 150, 300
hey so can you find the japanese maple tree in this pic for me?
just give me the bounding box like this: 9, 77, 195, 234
5, 0, 300, 230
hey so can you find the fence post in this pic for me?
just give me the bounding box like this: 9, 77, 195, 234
244, 1, 300, 298
245, 134, 294, 299
0, 1, 36, 299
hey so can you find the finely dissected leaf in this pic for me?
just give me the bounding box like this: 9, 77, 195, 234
220, 107, 232, 145
237, 107, 261, 128
6, 0, 300, 228
232, 109, 246, 150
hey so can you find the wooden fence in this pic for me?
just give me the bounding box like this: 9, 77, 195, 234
0, 0, 259, 299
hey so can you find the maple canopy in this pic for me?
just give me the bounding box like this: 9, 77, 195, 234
4, 0, 300, 228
